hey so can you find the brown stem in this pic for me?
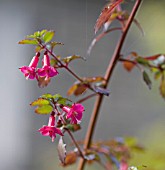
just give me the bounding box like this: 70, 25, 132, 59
78, 0, 142, 169
76, 93, 97, 103
40, 45, 98, 94
66, 129, 84, 159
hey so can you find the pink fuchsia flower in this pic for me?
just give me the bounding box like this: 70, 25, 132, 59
38, 52, 58, 80
38, 114, 63, 142
62, 103, 85, 124
19, 52, 40, 80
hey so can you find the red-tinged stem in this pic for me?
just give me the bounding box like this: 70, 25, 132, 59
43, 46, 83, 82
40, 45, 98, 94
66, 129, 84, 158
76, 93, 97, 103
78, 0, 142, 169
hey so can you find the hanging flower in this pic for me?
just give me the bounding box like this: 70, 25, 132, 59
19, 52, 40, 80
38, 114, 63, 142
38, 52, 58, 80
62, 103, 85, 124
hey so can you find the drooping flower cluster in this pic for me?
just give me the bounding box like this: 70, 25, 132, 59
36, 99, 84, 142
19, 51, 58, 81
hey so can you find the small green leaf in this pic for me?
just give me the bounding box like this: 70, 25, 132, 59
30, 98, 50, 106
50, 57, 60, 67
62, 55, 85, 64
34, 31, 41, 37
65, 124, 81, 132
53, 94, 62, 100
41, 93, 53, 99
42, 30, 55, 43
35, 105, 53, 114
50, 41, 64, 48
57, 98, 68, 105
142, 71, 152, 90
18, 39, 38, 45
40, 29, 47, 36
136, 57, 149, 66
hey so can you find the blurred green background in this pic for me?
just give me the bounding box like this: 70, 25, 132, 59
0, 0, 165, 169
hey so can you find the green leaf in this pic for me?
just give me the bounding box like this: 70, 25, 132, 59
142, 71, 152, 90
34, 31, 41, 37
30, 98, 49, 106
35, 105, 53, 114
136, 57, 149, 66
53, 94, 62, 100
18, 39, 38, 45
65, 124, 81, 132
42, 30, 55, 43
62, 55, 85, 64
50, 57, 60, 67
57, 98, 68, 105
40, 29, 47, 36
50, 41, 64, 48
41, 93, 53, 99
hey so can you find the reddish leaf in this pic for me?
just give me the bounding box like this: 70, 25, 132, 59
67, 83, 87, 96
67, 84, 78, 96
57, 137, 67, 165
123, 60, 136, 72
94, 0, 124, 34
145, 54, 162, 61
74, 84, 87, 96
64, 152, 78, 166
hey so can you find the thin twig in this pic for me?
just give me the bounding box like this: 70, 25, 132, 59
78, 0, 142, 169
76, 93, 97, 103
40, 45, 98, 94
66, 129, 85, 159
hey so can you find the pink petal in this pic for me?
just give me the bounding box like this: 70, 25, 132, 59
72, 104, 84, 114
47, 66, 58, 77
75, 111, 82, 121
38, 68, 46, 77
